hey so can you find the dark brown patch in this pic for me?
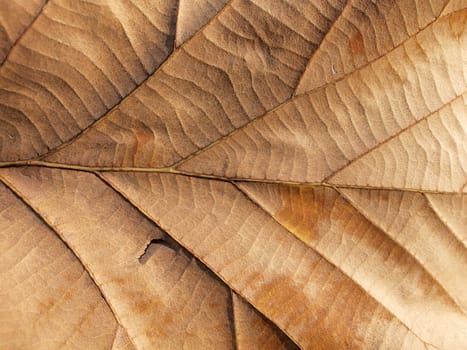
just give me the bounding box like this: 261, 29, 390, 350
350, 31, 365, 58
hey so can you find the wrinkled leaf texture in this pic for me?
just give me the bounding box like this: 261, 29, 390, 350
0, 0, 466, 349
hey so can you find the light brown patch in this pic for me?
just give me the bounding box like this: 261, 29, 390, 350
274, 186, 338, 244
449, 9, 466, 40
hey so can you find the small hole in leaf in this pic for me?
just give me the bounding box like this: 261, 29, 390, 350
138, 236, 179, 264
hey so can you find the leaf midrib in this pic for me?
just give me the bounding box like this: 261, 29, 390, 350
3, 2, 457, 175
0, 161, 462, 195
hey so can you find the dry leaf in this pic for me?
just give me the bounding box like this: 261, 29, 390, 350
0, 0, 466, 349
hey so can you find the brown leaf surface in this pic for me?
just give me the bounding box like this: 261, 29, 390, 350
0, 167, 297, 350
0, 0, 466, 349
178, 10, 466, 190
175, 0, 230, 47
45, 0, 348, 167
0, 181, 118, 349
0, 0, 46, 64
